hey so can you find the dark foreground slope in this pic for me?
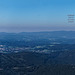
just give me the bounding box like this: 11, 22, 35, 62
1, 64, 75, 75
0, 50, 75, 75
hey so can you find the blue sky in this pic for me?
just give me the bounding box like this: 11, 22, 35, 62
0, 0, 75, 32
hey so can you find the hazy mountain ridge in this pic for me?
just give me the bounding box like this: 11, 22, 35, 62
0, 31, 75, 53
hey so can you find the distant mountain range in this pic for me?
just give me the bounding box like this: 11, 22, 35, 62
0, 31, 75, 40
0, 31, 75, 53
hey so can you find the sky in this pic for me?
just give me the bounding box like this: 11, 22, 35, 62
0, 0, 75, 32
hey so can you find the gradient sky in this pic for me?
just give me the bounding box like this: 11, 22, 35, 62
0, 0, 75, 32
